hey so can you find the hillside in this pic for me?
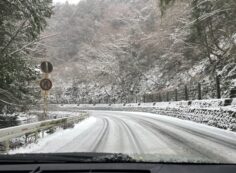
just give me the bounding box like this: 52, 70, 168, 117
41, 0, 236, 104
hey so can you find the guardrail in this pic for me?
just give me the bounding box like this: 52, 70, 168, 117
0, 113, 88, 153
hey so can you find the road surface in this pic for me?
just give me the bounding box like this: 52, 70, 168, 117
12, 111, 236, 163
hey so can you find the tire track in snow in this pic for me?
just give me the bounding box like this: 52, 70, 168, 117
91, 117, 109, 152
107, 115, 145, 154
136, 118, 228, 162
116, 113, 234, 162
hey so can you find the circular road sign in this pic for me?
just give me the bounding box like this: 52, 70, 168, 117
40, 79, 52, 91
40, 61, 53, 73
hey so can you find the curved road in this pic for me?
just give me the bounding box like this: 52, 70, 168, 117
19, 111, 236, 163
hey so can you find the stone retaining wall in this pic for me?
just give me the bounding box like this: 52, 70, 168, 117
73, 99, 236, 131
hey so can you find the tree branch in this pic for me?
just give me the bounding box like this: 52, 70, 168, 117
1, 19, 28, 55
9, 33, 59, 56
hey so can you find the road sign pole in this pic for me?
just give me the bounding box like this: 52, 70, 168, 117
40, 61, 53, 120
43, 90, 48, 120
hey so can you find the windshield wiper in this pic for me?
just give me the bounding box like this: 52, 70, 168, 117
0, 153, 137, 163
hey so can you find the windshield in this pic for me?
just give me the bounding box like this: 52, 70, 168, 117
0, 0, 236, 164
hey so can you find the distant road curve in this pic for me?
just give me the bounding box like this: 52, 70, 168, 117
17, 111, 236, 163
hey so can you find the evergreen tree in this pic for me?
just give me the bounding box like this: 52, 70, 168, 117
0, 0, 53, 113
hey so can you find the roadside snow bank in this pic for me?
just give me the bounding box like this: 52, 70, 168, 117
10, 117, 97, 154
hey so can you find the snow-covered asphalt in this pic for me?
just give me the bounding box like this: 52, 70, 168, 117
12, 111, 236, 163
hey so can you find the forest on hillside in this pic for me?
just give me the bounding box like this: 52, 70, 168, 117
0, 0, 236, 114
44, 0, 236, 104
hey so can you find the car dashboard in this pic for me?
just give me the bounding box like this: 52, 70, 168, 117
0, 163, 235, 173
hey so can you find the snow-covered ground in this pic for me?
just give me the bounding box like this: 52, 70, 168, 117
47, 99, 236, 131
10, 111, 236, 163
10, 116, 96, 154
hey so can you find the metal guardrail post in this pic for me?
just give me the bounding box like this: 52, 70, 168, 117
159, 93, 162, 102
25, 134, 28, 144
175, 89, 178, 101
216, 75, 221, 99
4, 140, 9, 153
35, 130, 39, 142
185, 85, 189, 100
198, 83, 202, 100
42, 130, 45, 138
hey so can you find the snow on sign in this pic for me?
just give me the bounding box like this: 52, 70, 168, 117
40, 79, 52, 91
40, 61, 53, 73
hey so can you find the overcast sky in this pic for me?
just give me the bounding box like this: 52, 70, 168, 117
53, 0, 81, 4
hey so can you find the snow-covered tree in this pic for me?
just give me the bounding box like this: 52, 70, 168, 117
0, 0, 53, 114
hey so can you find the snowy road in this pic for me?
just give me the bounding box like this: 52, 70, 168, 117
12, 111, 236, 163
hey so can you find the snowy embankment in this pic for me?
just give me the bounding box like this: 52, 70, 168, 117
10, 116, 96, 154
0, 112, 88, 153
49, 98, 236, 131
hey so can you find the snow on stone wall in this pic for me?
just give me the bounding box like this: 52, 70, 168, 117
68, 99, 236, 131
